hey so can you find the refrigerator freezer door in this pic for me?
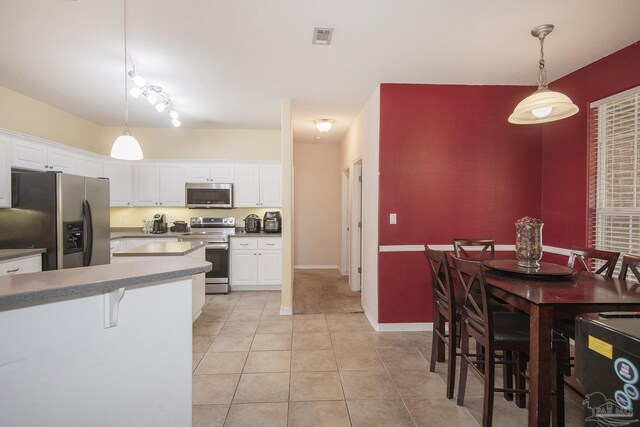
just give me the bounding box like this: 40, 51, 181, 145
85, 177, 110, 266
57, 174, 85, 269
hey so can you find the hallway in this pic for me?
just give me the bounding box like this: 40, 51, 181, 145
292, 269, 362, 314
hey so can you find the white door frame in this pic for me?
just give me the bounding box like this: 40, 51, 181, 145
349, 160, 363, 292
340, 167, 350, 276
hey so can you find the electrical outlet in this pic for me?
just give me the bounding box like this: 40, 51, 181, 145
120, 216, 126, 224
390, 213, 397, 225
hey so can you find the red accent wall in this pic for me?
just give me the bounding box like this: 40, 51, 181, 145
541, 41, 640, 248
376, 42, 640, 324
378, 84, 543, 323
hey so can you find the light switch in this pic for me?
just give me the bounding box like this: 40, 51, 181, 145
390, 213, 397, 225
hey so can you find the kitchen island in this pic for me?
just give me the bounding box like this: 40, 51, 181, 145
113, 240, 207, 321
0, 257, 210, 427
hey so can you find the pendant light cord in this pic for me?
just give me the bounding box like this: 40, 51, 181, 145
123, 0, 130, 134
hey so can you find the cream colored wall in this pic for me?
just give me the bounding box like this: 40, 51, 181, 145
0, 86, 102, 152
100, 127, 281, 160
110, 207, 273, 230
280, 99, 294, 315
339, 86, 380, 326
293, 143, 341, 267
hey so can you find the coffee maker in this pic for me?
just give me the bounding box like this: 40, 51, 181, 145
263, 211, 282, 233
151, 213, 167, 234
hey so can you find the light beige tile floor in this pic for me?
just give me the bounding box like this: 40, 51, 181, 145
193, 291, 585, 426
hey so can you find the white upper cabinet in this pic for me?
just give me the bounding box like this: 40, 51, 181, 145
12, 138, 76, 173
133, 162, 185, 207
185, 163, 234, 183
75, 154, 104, 178
234, 164, 281, 208
234, 164, 260, 207
158, 163, 186, 206
103, 160, 133, 207
260, 165, 282, 207
0, 137, 10, 208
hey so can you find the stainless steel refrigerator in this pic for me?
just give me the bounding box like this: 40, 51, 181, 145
0, 170, 110, 270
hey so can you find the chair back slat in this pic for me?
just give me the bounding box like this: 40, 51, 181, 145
451, 256, 492, 342
619, 254, 640, 283
452, 239, 496, 261
426, 247, 455, 315
567, 246, 620, 277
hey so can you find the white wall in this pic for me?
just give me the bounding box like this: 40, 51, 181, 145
293, 143, 341, 268
339, 86, 380, 325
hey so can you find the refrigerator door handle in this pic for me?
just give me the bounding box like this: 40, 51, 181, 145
83, 200, 94, 266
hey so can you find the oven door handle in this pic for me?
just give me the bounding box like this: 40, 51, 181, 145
206, 243, 229, 250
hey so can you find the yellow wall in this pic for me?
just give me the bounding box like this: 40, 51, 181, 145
0, 86, 102, 152
100, 127, 281, 160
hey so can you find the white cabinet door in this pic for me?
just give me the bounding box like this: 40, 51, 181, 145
47, 147, 76, 173
258, 250, 282, 286
158, 163, 186, 206
133, 163, 159, 206
211, 164, 234, 183
260, 165, 282, 207
234, 164, 260, 207
0, 138, 10, 208
185, 164, 211, 183
103, 160, 133, 207
76, 154, 104, 178
11, 138, 47, 171
0, 255, 42, 276
230, 249, 258, 286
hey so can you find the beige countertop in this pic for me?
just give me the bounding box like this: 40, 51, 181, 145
0, 248, 46, 262
113, 241, 206, 257
0, 257, 211, 310
110, 229, 184, 239
232, 232, 282, 237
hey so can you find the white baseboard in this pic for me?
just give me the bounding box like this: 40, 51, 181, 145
231, 285, 281, 291
377, 322, 433, 332
294, 265, 340, 269
279, 307, 292, 316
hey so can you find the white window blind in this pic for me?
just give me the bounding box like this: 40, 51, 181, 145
589, 86, 640, 278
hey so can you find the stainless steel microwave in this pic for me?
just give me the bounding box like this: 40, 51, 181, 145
185, 183, 233, 209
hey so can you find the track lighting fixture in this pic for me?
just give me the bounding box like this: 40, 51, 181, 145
127, 68, 181, 126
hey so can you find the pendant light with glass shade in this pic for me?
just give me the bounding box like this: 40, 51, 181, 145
111, 0, 143, 160
508, 24, 579, 125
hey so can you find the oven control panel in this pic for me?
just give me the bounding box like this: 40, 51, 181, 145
190, 217, 235, 228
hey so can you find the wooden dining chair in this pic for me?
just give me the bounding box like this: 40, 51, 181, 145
453, 239, 496, 260
453, 256, 566, 427
567, 246, 620, 277
426, 246, 460, 399
619, 254, 640, 283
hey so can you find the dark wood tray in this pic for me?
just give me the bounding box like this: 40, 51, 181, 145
483, 259, 575, 277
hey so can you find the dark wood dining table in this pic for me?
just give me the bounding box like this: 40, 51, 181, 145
483, 262, 640, 426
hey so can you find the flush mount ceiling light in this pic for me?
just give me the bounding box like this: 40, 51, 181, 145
127, 68, 181, 127
315, 119, 334, 132
111, 0, 143, 161
508, 24, 579, 125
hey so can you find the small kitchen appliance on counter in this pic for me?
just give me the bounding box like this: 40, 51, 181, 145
178, 217, 235, 294
244, 214, 261, 233
170, 221, 188, 233
151, 213, 167, 234
263, 211, 282, 233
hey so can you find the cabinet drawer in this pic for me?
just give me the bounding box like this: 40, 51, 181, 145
231, 238, 258, 250
258, 238, 281, 250
0, 256, 42, 276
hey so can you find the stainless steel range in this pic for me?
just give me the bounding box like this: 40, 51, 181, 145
179, 216, 235, 294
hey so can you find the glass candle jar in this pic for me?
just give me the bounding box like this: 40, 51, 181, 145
515, 218, 544, 268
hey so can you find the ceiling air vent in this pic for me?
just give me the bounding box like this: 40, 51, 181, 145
312, 27, 333, 45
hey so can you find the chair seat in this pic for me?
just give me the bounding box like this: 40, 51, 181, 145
468, 312, 567, 345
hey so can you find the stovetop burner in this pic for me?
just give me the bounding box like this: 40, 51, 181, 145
179, 217, 236, 242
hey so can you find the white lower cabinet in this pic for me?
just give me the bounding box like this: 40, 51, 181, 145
230, 237, 281, 289
0, 255, 42, 276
